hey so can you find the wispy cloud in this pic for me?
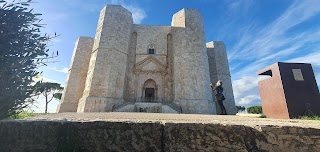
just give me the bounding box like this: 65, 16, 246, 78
230, 0, 320, 61
55, 67, 69, 74
232, 49, 320, 107
69, 0, 148, 23
110, 0, 147, 23
232, 76, 269, 106
47, 67, 69, 74
208, 0, 256, 41
33, 76, 62, 84
227, 1, 320, 107
238, 95, 260, 105
286, 50, 320, 84
51, 38, 62, 44
286, 51, 320, 66
123, 5, 146, 24
227, 0, 254, 15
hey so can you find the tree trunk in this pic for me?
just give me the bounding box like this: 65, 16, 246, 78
45, 94, 48, 113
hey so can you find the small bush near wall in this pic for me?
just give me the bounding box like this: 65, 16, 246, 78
247, 106, 262, 114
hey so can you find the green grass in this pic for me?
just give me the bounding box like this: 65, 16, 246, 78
9, 112, 47, 119
295, 115, 320, 120
259, 114, 267, 118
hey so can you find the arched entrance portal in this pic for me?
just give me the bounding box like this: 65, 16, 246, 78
142, 79, 157, 102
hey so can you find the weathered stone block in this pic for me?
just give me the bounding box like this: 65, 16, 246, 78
1, 113, 320, 151
0, 120, 162, 152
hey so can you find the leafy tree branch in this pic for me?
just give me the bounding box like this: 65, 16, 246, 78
0, 0, 59, 119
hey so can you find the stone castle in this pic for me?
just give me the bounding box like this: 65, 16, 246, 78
57, 5, 237, 114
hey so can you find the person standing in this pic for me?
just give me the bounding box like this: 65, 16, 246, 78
210, 80, 227, 115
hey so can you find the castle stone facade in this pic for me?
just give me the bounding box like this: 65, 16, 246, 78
57, 5, 237, 114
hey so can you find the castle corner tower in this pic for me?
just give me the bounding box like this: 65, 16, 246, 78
171, 9, 215, 114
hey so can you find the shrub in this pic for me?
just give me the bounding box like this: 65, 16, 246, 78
247, 106, 263, 114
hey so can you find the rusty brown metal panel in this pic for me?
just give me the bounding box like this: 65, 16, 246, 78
257, 63, 289, 119
257, 62, 320, 119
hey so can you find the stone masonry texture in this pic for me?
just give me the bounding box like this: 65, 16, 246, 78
207, 42, 237, 115
57, 5, 236, 115
1, 113, 320, 152
57, 37, 94, 112
171, 9, 214, 114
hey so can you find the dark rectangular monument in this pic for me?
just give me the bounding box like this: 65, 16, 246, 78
257, 62, 320, 119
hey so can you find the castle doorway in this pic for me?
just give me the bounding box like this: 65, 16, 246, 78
145, 88, 155, 98
142, 79, 157, 102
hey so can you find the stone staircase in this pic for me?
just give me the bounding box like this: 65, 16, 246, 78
111, 99, 182, 113
111, 102, 134, 112
163, 103, 182, 113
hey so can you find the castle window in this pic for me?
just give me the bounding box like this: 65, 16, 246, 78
148, 44, 155, 54
148, 49, 155, 54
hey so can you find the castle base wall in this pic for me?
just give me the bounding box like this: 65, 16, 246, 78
56, 103, 79, 113
77, 97, 124, 112
174, 100, 214, 114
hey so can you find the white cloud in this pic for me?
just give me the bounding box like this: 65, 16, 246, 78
51, 38, 62, 44
232, 51, 320, 108
215, 0, 320, 107
228, 0, 320, 81
232, 76, 269, 107
110, 0, 147, 24
123, 5, 146, 24
238, 95, 260, 105
33, 76, 62, 84
233, 76, 259, 98
208, 0, 257, 41
228, 0, 320, 61
227, 0, 253, 15
56, 67, 69, 74
286, 51, 320, 86
47, 67, 69, 74
34, 0, 147, 24
286, 51, 320, 66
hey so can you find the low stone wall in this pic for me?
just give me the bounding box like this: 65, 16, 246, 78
0, 120, 162, 152
1, 113, 320, 151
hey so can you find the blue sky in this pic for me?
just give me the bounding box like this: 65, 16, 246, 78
27, 0, 320, 112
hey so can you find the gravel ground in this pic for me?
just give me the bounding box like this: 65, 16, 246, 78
25, 112, 320, 129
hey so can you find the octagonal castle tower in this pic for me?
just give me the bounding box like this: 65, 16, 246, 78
57, 5, 237, 114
